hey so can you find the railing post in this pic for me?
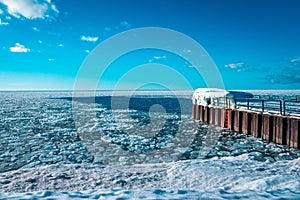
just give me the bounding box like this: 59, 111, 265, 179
283, 101, 286, 116
247, 99, 250, 110
262, 100, 265, 113
279, 100, 282, 115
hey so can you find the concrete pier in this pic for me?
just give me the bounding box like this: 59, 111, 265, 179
192, 89, 300, 149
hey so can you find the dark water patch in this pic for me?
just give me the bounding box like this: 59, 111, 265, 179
59, 96, 192, 114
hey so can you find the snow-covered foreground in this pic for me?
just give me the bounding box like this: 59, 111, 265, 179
1, 155, 300, 199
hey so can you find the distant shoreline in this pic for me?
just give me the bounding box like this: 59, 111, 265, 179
1, 89, 300, 92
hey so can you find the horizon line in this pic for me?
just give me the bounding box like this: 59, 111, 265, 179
1, 89, 300, 92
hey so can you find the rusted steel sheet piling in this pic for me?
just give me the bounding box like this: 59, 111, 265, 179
274, 116, 289, 145
209, 107, 215, 125
262, 114, 274, 142
215, 108, 223, 127
290, 118, 300, 149
233, 110, 243, 133
192, 97, 300, 149
193, 105, 300, 149
250, 112, 262, 138
192, 104, 196, 119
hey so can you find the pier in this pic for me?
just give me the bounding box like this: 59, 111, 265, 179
192, 89, 300, 149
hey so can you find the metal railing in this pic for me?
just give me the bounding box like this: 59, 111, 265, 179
209, 95, 300, 116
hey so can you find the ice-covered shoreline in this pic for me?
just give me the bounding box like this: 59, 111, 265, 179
1, 156, 300, 199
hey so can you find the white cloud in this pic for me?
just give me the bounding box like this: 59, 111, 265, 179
32, 27, 40, 32
47, 31, 60, 36
104, 27, 111, 31
48, 58, 54, 61
85, 50, 90, 53
182, 49, 192, 53
81, 35, 99, 42
225, 62, 245, 69
38, 40, 43, 44
0, 18, 9, 25
58, 43, 63, 47
10, 43, 30, 53
120, 21, 131, 28
0, 0, 59, 19
153, 55, 167, 60
290, 57, 300, 63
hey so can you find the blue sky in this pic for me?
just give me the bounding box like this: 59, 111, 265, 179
0, 0, 300, 90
